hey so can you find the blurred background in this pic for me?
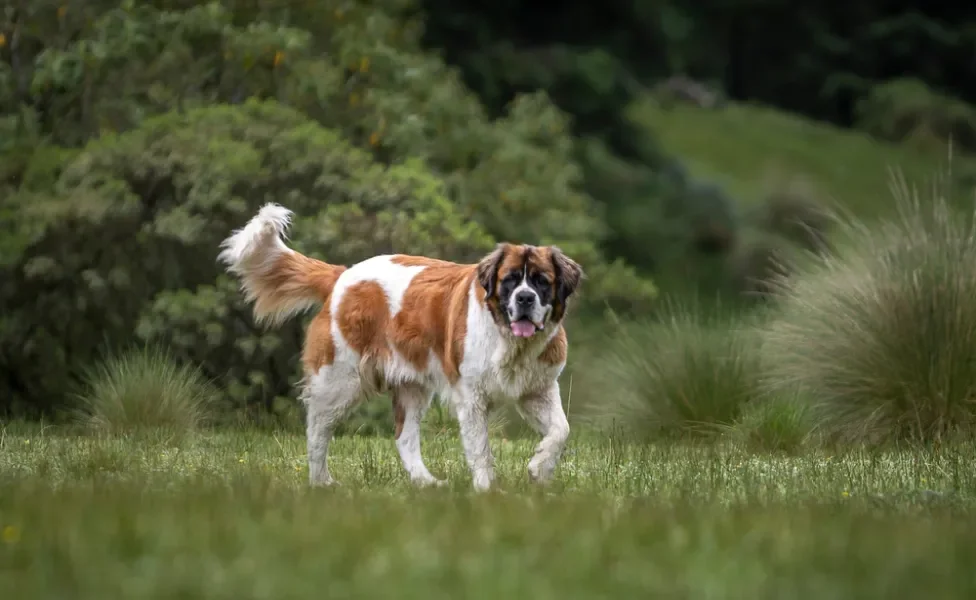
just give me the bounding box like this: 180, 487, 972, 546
1, 0, 973, 430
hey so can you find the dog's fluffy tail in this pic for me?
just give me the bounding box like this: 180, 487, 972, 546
218, 203, 345, 327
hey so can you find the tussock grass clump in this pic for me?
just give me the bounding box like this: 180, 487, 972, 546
762, 175, 976, 445
75, 345, 219, 433
732, 393, 816, 454
756, 173, 834, 254
578, 306, 764, 440
727, 232, 799, 299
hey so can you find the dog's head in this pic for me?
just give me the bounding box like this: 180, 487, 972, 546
476, 243, 584, 339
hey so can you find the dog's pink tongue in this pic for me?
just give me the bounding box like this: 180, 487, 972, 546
511, 320, 536, 338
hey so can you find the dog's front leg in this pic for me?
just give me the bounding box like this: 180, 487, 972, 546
453, 387, 495, 492
518, 382, 570, 484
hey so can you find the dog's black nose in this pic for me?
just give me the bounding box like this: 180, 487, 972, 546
515, 290, 535, 306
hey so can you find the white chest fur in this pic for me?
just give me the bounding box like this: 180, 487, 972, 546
459, 282, 562, 402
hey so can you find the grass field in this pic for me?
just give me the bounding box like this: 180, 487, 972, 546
3, 424, 976, 598
6, 93, 976, 600
628, 97, 975, 219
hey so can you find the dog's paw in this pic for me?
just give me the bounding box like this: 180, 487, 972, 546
527, 461, 554, 485
309, 477, 340, 488
411, 474, 447, 488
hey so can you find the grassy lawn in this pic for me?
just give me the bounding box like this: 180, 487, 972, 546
2, 425, 976, 598
628, 97, 975, 220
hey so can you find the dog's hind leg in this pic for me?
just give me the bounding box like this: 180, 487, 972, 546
392, 384, 444, 487
302, 365, 361, 486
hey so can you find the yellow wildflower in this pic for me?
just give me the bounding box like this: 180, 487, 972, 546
2, 525, 20, 544
369, 131, 380, 147
0, 34, 6, 48
841, 490, 850, 498
273, 51, 284, 68
359, 57, 369, 73
23, 439, 29, 445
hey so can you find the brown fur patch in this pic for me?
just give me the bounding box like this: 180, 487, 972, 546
392, 392, 406, 440
253, 252, 346, 323
540, 327, 568, 366
302, 306, 336, 373
391, 255, 474, 383
495, 245, 558, 283
336, 280, 392, 363
390, 255, 458, 269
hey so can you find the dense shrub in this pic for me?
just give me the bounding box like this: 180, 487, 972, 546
762, 179, 976, 445
1, 1, 652, 310
855, 79, 976, 153
754, 174, 833, 255
1, 100, 492, 415
576, 306, 763, 440
583, 96, 747, 299
74, 345, 219, 433
0, 0, 659, 419
581, 132, 740, 295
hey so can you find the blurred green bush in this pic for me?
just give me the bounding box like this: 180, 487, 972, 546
0, 1, 657, 421
855, 78, 976, 154
573, 304, 764, 441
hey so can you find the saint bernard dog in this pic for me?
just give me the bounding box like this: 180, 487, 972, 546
219, 203, 583, 491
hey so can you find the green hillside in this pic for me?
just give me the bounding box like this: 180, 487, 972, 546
628, 97, 975, 221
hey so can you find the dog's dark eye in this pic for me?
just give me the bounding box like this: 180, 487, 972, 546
500, 274, 520, 291
530, 272, 550, 287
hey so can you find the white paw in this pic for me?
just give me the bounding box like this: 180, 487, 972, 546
472, 473, 494, 492
528, 461, 554, 484
411, 474, 447, 488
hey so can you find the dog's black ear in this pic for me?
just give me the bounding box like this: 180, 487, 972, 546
551, 247, 584, 305
476, 243, 508, 297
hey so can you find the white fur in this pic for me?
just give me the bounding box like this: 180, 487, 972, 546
393, 384, 442, 486
223, 206, 571, 492
506, 269, 546, 326
218, 203, 293, 268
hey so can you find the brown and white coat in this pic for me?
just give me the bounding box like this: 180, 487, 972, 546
219, 204, 582, 491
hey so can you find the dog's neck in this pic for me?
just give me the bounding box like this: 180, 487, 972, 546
495, 320, 560, 368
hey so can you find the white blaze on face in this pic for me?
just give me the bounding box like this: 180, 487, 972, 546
507, 267, 545, 338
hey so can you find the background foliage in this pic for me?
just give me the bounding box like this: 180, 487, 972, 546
2, 0, 975, 429
0, 0, 654, 417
